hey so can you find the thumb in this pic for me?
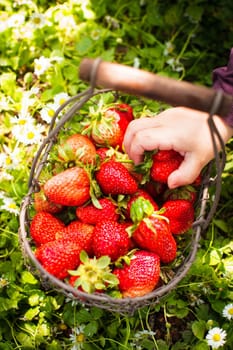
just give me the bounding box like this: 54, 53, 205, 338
167, 154, 202, 189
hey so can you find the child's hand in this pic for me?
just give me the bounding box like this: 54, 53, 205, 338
123, 107, 233, 189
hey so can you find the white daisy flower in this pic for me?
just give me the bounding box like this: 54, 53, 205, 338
91, 29, 101, 41
222, 303, 233, 320
30, 13, 47, 29
40, 102, 58, 124
0, 19, 8, 33
34, 56, 52, 76
58, 15, 76, 32
69, 325, 86, 350
0, 146, 21, 170
10, 113, 35, 127
12, 122, 45, 145
7, 13, 25, 28
53, 92, 69, 108
0, 197, 19, 215
0, 95, 13, 112
0, 172, 14, 181
0, 276, 9, 288
15, 21, 34, 40
164, 41, 175, 56
206, 327, 227, 349
134, 329, 156, 338
13, 0, 34, 5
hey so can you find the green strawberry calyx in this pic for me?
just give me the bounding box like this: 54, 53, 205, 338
68, 250, 119, 294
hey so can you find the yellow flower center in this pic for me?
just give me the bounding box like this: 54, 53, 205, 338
19, 119, 26, 125
213, 334, 221, 342
8, 202, 17, 210
27, 131, 35, 140
76, 333, 85, 342
48, 109, 55, 117
5, 157, 12, 165
228, 307, 233, 315
58, 98, 66, 105
33, 17, 41, 25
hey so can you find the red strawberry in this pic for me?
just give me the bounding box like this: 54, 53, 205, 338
35, 238, 82, 279
108, 103, 134, 123
30, 211, 65, 246
96, 147, 111, 163
150, 150, 183, 184
162, 199, 195, 235
126, 189, 159, 218
86, 103, 132, 150
132, 213, 177, 264
34, 187, 63, 214
76, 198, 119, 225
58, 133, 96, 164
44, 166, 90, 206
56, 220, 94, 255
113, 250, 160, 298
96, 160, 138, 195
92, 220, 131, 261
129, 197, 177, 263
143, 180, 167, 199
163, 185, 197, 205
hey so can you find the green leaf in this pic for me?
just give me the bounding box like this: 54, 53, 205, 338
213, 219, 229, 233
191, 320, 206, 340
84, 320, 99, 337
193, 341, 209, 350
24, 306, 40, 321
75, 37, 93, 55
21, 271, 38, 285
76, 308, 93, 323
209, 249, 222, 266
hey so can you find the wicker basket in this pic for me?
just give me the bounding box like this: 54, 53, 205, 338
19, 84, 226, 315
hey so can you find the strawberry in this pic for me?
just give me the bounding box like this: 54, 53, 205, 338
143, 180, 167, 200
34, 187, 63, 214
44, 166, 90, 206
30, 211, 65, 246
163, 185, 197, 205
150, 150, 183, 184
132, 213, 177, 264
85, 103, 132, 150
96, 160, 138, 195
126, 189, 159, 218
68, 250, 119, 293
113, 250, 160, 298
76, 198, 119, 225
56, 220, 94, 255
108, 103, 134, 123
35, 237, 82, 279
92, 220, 131, 261
57, 133, 96, 164
96, 147, 111, 163
129, 197, 177, 264
162, 199, 195, 235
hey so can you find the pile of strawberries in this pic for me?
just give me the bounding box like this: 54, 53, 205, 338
29, 100, 200, 299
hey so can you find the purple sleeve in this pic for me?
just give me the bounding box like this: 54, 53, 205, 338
212, 48, 233, 127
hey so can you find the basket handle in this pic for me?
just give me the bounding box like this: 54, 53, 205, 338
79, 58, 233, 117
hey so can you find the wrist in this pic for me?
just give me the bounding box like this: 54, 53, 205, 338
213, 115, 233, 144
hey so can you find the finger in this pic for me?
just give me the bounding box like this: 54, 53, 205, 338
126, 127, 176, 164
167, 153, 202, 189
123, 117, 162, 154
